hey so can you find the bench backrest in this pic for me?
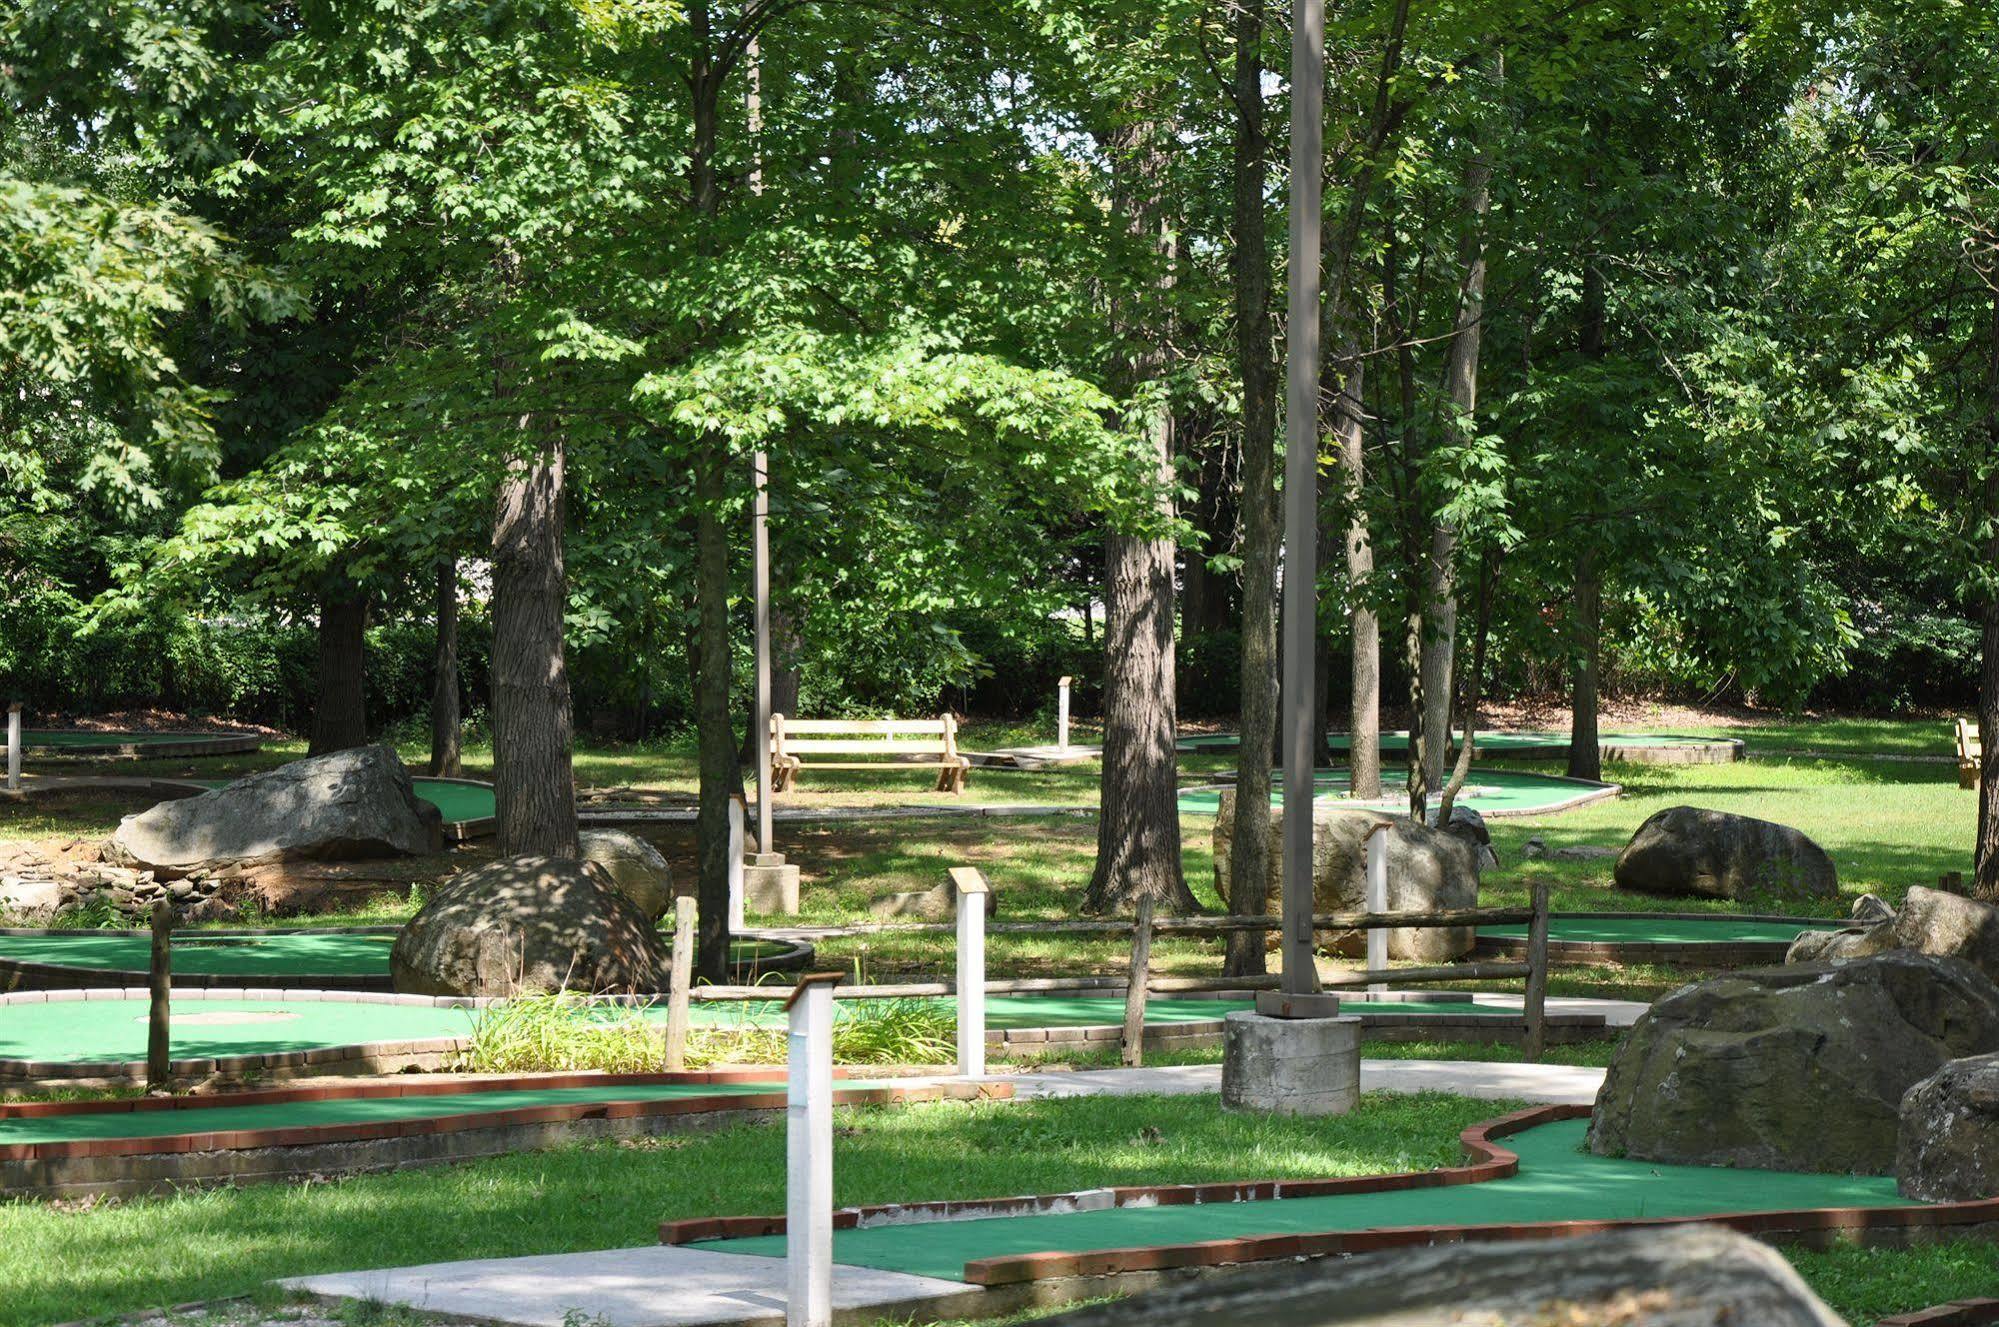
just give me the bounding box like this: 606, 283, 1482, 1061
1960, 718, 1982, 762
771, 714, 961, 758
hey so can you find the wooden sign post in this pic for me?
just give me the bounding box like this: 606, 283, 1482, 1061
786, 972, 841, 1327
664, 894, 696, 1071
727, 794, 747, 932
951, 867, 991, 1079
1365, 823, 1389, 998
148, 901, 173, 1094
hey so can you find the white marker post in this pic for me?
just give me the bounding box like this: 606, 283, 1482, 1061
727, 793, 747, 932
786, 972, 840, 1327
1365, 822, 1389, 998
1056, 676, 1072, 753
950, 866, 991, 1079
5, 703, 20, 794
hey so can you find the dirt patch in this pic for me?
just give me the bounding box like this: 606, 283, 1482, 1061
17, 709, 283, 737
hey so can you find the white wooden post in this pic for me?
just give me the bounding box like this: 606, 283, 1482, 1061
1365, 822, 1389, 998
951, 866, 990, 1078
5, 703, 20, 794
786, 972, 839, 1327
727, 794, 747, 932
1056, 676, 1072, 752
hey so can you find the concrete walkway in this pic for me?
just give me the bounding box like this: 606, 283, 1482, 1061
284, 1057, 1605, 1326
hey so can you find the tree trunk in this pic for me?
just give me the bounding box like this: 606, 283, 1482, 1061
1340, 362, 1379, 798
429, 558, 463, 778
1087, 116, 1195, 916
1439, 558, 1497, 820
1972, 288, 1999, 898
307, 591, 368, 755
692, 449, 739, 980
490, 436, 579, 857
1225, 0, 1275, 975
1418, 118, 1494, 793
1567, 547, 1603, 782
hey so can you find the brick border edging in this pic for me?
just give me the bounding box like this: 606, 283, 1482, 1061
0, 1069, 1010, 1163
1877, 1300, 1999, 1326
659, 1103, 1546, 1247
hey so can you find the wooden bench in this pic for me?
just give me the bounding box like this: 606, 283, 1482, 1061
1960, 718, 1982, 790
769, 715, 971, 794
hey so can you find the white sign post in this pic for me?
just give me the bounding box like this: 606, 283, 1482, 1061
786, 972, 839, 1327
5, 703, 20, 794
1365, 823, 1389, 998
951, 867, 991, 1079
1056, 676, 1072, 753
727, 794, 747, 932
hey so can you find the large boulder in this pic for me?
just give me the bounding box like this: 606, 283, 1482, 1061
1213, 792, 1479, 961
1897, 1052, 1999, 1201
109, 745, 440, 876
391, 855, 663, 996
1614, 805, 1836, 904
1788, 886, 1999, 985
1031, 1225, 1844, 1327
1587, 952, 1999, 1173
576, 828, 675, 921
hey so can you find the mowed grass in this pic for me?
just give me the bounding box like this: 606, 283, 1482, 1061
0, 1092, 1504, 1327
1790, 1241, 1999, 1323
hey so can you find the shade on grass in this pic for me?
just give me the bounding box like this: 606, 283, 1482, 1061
1177, 730, 1731, 753
20, 731, 242, 749
0, 1082, 778, 1145
698, 1117, 1917, 1281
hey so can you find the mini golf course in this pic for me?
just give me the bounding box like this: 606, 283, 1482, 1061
1176, 767, 1618, 818
0, 928, 810, 991
18, 729, 263, 759
1476, 913, 1820, 967
0, 990, 1600, 1080
1177, 729, 1741, 764
679, 1107, 1941, 1287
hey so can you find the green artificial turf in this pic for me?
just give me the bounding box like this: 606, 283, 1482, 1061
0, 993, 1520, 1066
699, 1117, 1916, 1281
1476, 917, 1814, 945
0, 1082, 777, 1145
0, 932, 396, 977
1175, 766, 1610, 816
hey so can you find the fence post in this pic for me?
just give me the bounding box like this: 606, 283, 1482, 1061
148, 901, 173, 1094
665, 894, 696, 1071
727, 794, 747, 931
5, 701, 20, 794
1121, 897, 1155, 1068
1056, 676, 1072, 752
1523, 880, 1551, 1062
1365, 823, 1389, 998
786, 973, 841, 1327
951, 867, 990, 1079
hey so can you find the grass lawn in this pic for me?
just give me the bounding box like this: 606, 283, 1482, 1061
0, 1092, 1503, 1327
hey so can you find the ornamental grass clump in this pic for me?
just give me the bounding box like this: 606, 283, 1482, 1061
462, 991, 662, 1074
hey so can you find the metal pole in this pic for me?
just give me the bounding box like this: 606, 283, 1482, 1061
1280, 0, 1326, 997
754, 450, 774, 859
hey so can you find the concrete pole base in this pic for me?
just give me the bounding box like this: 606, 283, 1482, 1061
1220, 1011, 1361, 1116
743, 862, 800, 915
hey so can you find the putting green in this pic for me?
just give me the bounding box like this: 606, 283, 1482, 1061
21, 730, 246, 750
188, 776, 496, 825
0, 932, 798, 981
1176, 767, 1609, 817
1478, 917, 1813, 946
0, 1081, 779, 1146
0, 994, 1504, 1065
697, 1117, 1915, 1280
1177, 730, 1728, 753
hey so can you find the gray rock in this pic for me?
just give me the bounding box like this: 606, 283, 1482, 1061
0, 876, 63, 913
1614, 805, 1836, 903
109, 745, 440, 876
868, 876, 998, 920
1786, 887, 1999, 985
1588, 952, 1999, 1173
1897, 1051, 1999, 1201
391, 855, 663, 996
576, 828, 675, 921
1033, 1224, 1843, 1327
1213, 793, 1479, 961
